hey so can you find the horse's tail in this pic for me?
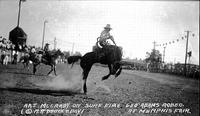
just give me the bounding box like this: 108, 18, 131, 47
67, 56, 82, 64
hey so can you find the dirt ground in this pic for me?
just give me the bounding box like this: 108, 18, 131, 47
0, 63, 199, 116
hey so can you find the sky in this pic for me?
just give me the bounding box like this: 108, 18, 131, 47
0, 0, 199, 65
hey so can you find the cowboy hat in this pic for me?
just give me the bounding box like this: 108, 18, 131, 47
104, 24, 112, 29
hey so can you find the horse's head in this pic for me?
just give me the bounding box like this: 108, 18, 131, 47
105, 45, 123, 61
116, 46, 123, 61
51, 49, 63, 58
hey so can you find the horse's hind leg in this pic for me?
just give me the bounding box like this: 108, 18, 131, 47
82, 65, 92, 94
82, 70, 89, 94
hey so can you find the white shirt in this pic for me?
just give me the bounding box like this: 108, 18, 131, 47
31, 48, 36, 53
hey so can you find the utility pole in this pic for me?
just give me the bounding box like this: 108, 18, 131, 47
17, 0, 23, 26
153, 41, 156, 50
42, 20, 48, 49
17, 0, 22, 27
17, 0, 27, 26
71, 42, 75, 55
184, 30, 190, 77
163, 46, 166, 63
54, 37, 57, 50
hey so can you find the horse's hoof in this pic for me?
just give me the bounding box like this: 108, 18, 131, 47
83, 89, 87, 94
101, 76, 108, 81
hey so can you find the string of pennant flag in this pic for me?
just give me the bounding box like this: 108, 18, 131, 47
156, 33, 195, 47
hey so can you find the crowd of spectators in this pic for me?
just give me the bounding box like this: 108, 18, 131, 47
0, 35, 68, 65
0, 36, 15, 65
0, 36, 41, 65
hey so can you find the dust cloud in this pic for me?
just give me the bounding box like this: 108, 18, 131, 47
34, 64, 83, 92
32, 63, 112, 94
0, 74, 17, 88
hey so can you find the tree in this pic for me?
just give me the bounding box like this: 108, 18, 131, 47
74, 51, 82, 56
145, 49, 162, 63
63, 51, 70, 59
145, 49, 162, 72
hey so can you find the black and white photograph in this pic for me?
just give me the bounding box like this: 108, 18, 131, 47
0, 0, 199, 116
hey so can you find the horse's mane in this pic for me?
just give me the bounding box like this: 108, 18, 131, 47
46, 49, 62, 59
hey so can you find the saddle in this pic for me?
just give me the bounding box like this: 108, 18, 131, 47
42, 51, 55, 62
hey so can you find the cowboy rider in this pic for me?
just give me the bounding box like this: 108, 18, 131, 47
97, 24, 116, 48
44, 43, 50, 52
97, 24, 117, 74
29, 46, 36, 58
43, 43, 50, 59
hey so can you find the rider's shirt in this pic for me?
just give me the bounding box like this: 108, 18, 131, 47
31, 48, 36, 53
24, 47, 29, 53
100, 30, 111, 42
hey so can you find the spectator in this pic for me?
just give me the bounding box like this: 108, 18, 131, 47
13, 52, 18, 64
31, 46, 36, 54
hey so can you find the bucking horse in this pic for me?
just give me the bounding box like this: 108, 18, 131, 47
67, 45, 123, 94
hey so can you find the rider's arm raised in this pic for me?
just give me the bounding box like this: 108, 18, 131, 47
110, 36, 116, 46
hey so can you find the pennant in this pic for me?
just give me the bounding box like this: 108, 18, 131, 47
192, 33, 195, 37
188, 51, 192, 57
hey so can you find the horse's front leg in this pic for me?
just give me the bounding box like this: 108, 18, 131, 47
27, 62, 29, 71
22, 62, 26, 69
53, 65, 57, 76
47, 65, 53, 75
101, 64, 112, 81
115, 66, 122, 78
71, 62, 74, 68
33, 63, 37, 74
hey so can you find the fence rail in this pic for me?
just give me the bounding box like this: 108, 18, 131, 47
122, 61, 199, 79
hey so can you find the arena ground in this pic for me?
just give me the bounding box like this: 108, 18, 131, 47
0, 63, 199, 116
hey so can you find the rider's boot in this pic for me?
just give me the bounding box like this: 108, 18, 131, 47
98, 48, 105, 62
